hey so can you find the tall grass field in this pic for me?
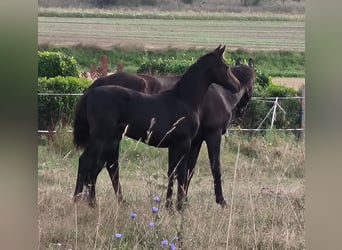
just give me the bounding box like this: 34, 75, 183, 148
38, 128, 304, 249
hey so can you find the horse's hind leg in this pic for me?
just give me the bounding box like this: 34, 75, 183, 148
205, 132, 227, 207
73, 138, 103, 207
105, 139, 124, 203
73, 155, 86, 202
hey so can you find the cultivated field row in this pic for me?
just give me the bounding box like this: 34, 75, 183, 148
38, 17, 305, 51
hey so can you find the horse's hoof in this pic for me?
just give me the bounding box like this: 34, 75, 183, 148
176, 203, 183, 212
176, 200, 187, 212
88, 199, 97, 208
118, 198, 129, 206
219, 199, 228, 208
73, 194, 82, 203
216, 197, 228, 208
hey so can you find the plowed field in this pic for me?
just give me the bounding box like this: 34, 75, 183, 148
38, 17, 304, 51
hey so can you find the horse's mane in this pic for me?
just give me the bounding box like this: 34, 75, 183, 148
231, 64, 255, 87
176, 51, 221, 86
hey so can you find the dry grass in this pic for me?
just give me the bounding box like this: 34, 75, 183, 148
38, 129, 304, 249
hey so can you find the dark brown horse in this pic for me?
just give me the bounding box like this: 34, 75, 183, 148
73, 46, 241, 210
89, 71, 164, 94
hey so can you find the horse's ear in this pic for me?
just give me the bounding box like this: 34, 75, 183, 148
214, 45, 222, 52
248, 58, 254, 68
218, 45, 226, 56
235, 58, 242, 66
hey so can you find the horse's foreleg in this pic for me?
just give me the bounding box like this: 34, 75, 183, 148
185, 140, 203, 198
87, 165, 103, 208
205, 132, 227, 207
176, 161, 187, 211
166, 150, 176, 209
106, 163, 123, 203
169, 143, 190, 211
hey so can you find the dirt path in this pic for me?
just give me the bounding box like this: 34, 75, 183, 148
272, 77, 305, 90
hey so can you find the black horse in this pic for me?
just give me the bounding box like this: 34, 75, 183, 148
82, 58, 255, 207
73, 46, 241, 210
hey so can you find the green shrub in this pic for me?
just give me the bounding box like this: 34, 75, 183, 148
38, 76, 91, 130
137, 57, 194, 75
137, 56, 236, 75
255, 67, 272, 88
265, 82, 298, 97
38, 51, 80, 78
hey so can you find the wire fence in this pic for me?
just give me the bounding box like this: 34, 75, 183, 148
37, 93, 305, 135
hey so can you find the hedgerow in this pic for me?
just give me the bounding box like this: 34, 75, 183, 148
38, 51, 80, 78
38, 76, 91, 130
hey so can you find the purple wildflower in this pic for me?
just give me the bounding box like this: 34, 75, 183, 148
170, 243, 176, 250
149, 222, 155, 228
161, 240, 169, 246
152, 206, 159, 213
115, 233, 122, 239
153, 196, 160, 203
131, 212, 137, 219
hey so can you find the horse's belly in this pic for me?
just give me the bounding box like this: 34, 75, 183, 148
125, 120, 190, 148
125, 122, 170, 148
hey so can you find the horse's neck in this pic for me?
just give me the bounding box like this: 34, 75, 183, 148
226, 86, 247, 108
172, 69, 211, 108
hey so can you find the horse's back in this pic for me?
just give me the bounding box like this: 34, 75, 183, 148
90, 72, 146, 92
137, 74, 162, 93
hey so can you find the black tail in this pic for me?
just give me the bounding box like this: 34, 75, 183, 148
73, 93, 90, 149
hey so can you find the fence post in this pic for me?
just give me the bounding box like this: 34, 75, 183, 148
301, 86, 305, 139
270, 97, 278, 130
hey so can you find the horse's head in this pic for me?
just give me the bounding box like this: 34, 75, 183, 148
202, 45, 240, 93
231, 58, 256, 121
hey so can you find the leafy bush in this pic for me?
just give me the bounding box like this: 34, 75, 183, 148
138, 56, 237, 75
38, 76, 91, 130
38, 51, 80, 78
255, 67, 271, 88
137, 57, 194, 75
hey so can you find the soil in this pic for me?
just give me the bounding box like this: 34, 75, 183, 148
272, 77, 305, 91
